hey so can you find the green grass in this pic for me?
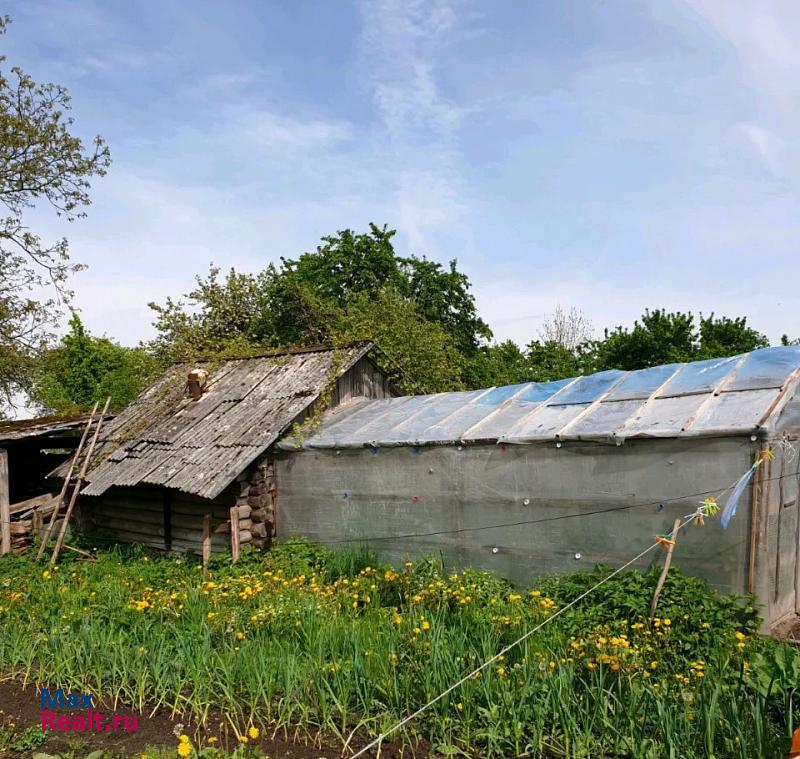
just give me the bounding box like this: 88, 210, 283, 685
0, 538, 797, 758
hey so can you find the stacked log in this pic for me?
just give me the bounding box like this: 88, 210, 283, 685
232, 455, 275, 551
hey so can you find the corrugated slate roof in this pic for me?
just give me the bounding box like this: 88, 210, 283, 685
79, 345, 371, 499
283, 346, 800, 450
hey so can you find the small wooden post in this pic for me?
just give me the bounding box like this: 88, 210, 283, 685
649, 518, 682, 625
202, 514, 211, 572
0, 448, 9, 556
32, 508, 42, 538
230, 506, 240, 563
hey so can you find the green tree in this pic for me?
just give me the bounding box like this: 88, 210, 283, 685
526, 339, 588, 381
698, 314, 768, 358
149, 266, 273, 363
336, 290, 463, 393
149, 225, 489, 393
0, 17, 110, 408
591, 309, 697, 371
466, 341, 532, 388
264, 225, 491, 353
30, 314, 158, 413
589, 310, 768, 372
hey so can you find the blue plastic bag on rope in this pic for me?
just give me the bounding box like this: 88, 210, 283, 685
720, 466, 756, 529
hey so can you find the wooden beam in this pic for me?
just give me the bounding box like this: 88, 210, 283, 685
0, 448, 9, 556
230, 505, 240, 563
202, 514, 211, 572
649, 518, 682, 625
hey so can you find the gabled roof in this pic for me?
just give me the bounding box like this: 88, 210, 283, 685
284, 346, 800, 449
79, 345, 372, 499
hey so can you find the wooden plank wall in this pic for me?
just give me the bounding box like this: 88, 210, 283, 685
331, 356, 395, 406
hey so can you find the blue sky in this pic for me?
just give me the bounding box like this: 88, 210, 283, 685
6, 0, 800, 346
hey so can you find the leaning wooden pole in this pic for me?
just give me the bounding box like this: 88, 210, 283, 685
36, 402, 99, 560
50, 398, 111, 566
649, 518, 682, 625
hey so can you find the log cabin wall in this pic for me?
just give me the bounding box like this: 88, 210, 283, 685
80, 484, 236, 554
232, 453, 276, 551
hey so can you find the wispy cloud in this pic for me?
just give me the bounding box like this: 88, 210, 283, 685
238, 111, 351, 151
356, 0, 473, 254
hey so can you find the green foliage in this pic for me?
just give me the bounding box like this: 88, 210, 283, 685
29, 313, 159, 413
464, 340, 532, 387
11, 726, 48, 752
0, 17, 110, 407
524, 339, 589, 381
335, 289, 464, 392
0, 543, 796, 758
148, 266, 273, 364
590, 309, 769, 372
457, 309, 773, 389
148, 226, 473, 393
698, 314, 769, 359
149, 228, 777, 396
272, 225, 491, 355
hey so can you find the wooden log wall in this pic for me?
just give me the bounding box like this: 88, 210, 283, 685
232, 453, 276, 551
82, 484, 235, 555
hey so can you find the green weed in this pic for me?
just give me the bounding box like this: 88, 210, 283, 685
0, 540, 796, 758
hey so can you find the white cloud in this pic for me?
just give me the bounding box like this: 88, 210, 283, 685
736, 123, 784, 174
356, 0, 472, 253
684, 1, 800, 112
238, 111, 351, 151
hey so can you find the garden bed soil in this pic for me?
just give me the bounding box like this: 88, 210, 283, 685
0, 678, 416, 758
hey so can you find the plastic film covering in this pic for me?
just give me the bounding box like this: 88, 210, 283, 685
276, 438, 754, 596
726, 346, 800, 392
659, 356, 740, 398
280, 346, 800, 450
605, 364, 682, 401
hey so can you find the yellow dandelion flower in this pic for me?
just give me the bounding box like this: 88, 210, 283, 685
248, 726, 260, 739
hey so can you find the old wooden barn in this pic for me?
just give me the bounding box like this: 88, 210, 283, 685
68, 344, 394, 554
0, 414, 103, 555
276, 346, 800, 629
